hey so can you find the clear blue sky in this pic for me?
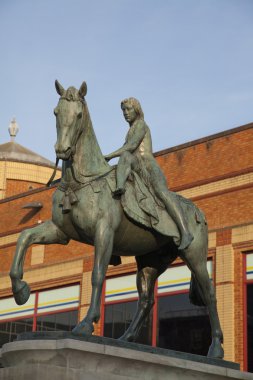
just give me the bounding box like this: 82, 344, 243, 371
1, 0, 253, 162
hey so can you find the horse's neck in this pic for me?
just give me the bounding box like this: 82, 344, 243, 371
76, 117, 109, 175
63, 110, 110, 181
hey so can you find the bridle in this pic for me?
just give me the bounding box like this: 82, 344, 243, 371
47, 97, 85, 187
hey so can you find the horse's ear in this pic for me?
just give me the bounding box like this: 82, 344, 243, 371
79, 82, 87, 98
55, 80, 65, 96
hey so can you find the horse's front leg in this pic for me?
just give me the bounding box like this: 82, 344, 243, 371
72, 220, 114, 336
10, 220, 69, 305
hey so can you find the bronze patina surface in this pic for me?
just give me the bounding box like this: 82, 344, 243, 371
10, 81, 224, 359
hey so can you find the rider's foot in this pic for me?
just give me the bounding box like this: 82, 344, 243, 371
178, 232, 193, 250
113, 188, 126, 197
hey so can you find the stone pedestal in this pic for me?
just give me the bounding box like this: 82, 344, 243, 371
0, 333, 252, 380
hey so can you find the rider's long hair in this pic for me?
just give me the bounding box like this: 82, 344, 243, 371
121, 98, 144, 119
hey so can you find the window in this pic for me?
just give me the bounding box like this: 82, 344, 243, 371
157, 293, 210, 355
0, 318, 33, 345
0, 284, 79, 347
104, 301, 152, 345
247, 284, 253, 372
103, 262, 212, 355
246, 253, 253, 372
36, 310, 78, 332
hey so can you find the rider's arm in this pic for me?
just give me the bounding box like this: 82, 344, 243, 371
105, 122, 146, 160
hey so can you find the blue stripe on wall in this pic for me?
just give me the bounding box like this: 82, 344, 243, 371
158, 281, 190, 291
106, 281, 192, 300
37, 300, 78, 311
105, 289, 137, 299
0, 308, 34, 318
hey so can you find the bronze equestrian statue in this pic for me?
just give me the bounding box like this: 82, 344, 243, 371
9, 81, 224, 359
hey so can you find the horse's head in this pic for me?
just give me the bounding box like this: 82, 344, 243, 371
54, 80, 87, 160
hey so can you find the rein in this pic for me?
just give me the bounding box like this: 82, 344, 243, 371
46, 157, 60, 187
46, 98, 85, 187
48, 96, 114, 211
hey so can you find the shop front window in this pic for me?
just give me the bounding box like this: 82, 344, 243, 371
0, 318, 33, 345
0, 284, 80, 348
247, 284, 253, 372
104, 263, 213, 353
157, 292, 211, 355
104, 301, 153, 345
36, 310, 78, 332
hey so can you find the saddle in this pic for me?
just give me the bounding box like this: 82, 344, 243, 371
58, 166, 204, 248
106, 168, 204, 243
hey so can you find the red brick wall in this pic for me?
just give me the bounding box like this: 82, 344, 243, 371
195, 187, 253, 231
0, 186, 94, 275
156, 126, 253, 189
5, 179, 43, 198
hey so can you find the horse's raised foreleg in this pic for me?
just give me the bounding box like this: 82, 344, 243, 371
183, 251, 224, 359
72, 221, 114, 337
10, 220, 69, 305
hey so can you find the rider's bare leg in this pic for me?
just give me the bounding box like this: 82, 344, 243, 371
150, 167, 193, 250
114, 151, 137, 196
161, 191, 193, 250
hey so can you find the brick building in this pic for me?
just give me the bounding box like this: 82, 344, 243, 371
0, 121, 252, 371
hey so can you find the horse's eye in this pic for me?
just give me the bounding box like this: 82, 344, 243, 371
77, 112, 82, 119
54, 108, 58, 116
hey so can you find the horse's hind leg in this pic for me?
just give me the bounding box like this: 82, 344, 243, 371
10, 220, 69, 305
119, 254, 168, 342
182, 248, 224, 359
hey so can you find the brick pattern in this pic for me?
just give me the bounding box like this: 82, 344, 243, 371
0, 233, 20, 246
234, 248, 244, 368
195, 187, 253, 231
80, 271, 92, 317
0, 160, 61, 199
31, 245, 45, 266
0, 259, 83, 293
232, 225, 253, 245
215, 244, 235, 362
216, 230, 232, 247
156, 127, 253, 189
6, 179, 44, 198
208, 232, 216, 249
179, 172, 253, 200
0, 124, 252, 370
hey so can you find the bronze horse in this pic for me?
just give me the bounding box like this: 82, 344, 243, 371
10, 81, 224, 358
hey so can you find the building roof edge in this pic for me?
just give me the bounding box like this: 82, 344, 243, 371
154, 122, 253, 157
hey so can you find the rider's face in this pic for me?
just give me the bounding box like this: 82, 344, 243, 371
121, 103, 138, 124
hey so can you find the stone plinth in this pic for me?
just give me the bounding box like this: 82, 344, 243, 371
0, 333, 251, 380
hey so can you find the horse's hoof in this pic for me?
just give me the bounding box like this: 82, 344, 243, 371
118, 332, 135, 342
72, 321, 94, 337
207, 338, 224, 359
13, 281, 30, 305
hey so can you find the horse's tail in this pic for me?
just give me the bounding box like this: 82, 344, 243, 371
189, 274, 206, 306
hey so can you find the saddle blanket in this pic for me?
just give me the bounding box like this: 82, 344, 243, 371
105, 169, 203, 242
